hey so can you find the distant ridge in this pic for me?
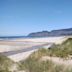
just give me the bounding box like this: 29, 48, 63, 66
28, 28, 72, 37
0, 28, 72, 39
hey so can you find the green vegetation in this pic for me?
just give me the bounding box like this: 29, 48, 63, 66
30, 38, 72, 59
18, 38, 72, 72
46, 38, 72, 58
1, 38, 72, 72
19, 49, 72, 72
0, 54, 14, 72
28, 38, 72, 59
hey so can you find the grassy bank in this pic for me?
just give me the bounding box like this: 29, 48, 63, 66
46, 38, 72, 58
0, 54, 15, 72
18, 38, 72, 72
1, 38, 72, 72
30, 38, 72, 59
19, 51, 72, 72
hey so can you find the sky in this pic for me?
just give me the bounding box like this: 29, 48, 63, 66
0, 0, 72, 36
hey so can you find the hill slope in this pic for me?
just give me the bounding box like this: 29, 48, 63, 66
28, 28, 72, 37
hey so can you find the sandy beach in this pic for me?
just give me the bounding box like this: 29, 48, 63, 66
0, 40, 45, 52
0, 36, 72, 62
11, 36, 67, 44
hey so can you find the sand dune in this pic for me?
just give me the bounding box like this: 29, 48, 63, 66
0, 36, 72, 62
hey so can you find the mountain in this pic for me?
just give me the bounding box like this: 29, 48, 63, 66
28, 28, 72, 37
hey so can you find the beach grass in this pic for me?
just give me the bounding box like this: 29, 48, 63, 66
0, 54, 15, 72
19, 51, 72, 72
18, 38, 72, 72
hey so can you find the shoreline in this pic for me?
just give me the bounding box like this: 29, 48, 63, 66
0, 36, 72, 62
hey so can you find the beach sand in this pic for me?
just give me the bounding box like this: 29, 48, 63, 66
0, 36, 71, 62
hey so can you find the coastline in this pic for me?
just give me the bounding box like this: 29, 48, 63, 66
0, 36, 72, 62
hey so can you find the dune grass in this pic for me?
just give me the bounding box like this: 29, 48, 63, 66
19, 51, 72, 72
29, 38, 72, 59
0, 54, 15, 72
18, 38, 72, 72
46, 38, 72, 58
1, 38, 72, 72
